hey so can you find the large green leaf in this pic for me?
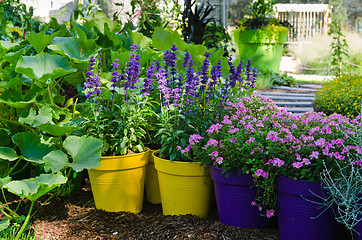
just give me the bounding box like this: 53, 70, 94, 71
0, 147, 19, 161
84, 10, 121, 34
0, 88, 37, 108
26, 31, 59, 54
33, 106, 54, 126
12, 132, 54, 163
18, 108, 37, 125
131, 32, 151, 49
36, 123, 79, 137
151, 28, 188, 51
43, 150, 69, 172
0, 41, 18, 50
15, 53, 76, 81
0, 128, 11, 146
48, 38, 98, 61
63, 136, 102, 172
4, 48, 26, 66
0, 176, 11, 188
4, 173, 67, 202
0, 219, 10, 232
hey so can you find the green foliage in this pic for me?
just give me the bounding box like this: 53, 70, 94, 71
182, 0, 214, 45
0, 0, 43, 42
329, 21, 349, 77
315, 74, 362, 118
257, 69, 295, 87
319, 118, 362, 234
238, 0, 291, 31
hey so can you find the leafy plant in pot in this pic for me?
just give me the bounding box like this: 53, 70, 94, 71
183, 93, 281, 227
81, 45, 154, 213
318, 115, 362, 240
152, 45, 258, 218
233, 0, 290, 73
258, 112, 361, 240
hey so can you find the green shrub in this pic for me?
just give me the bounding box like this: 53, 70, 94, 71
257, 69, 295, 87
315, 74, 362, 118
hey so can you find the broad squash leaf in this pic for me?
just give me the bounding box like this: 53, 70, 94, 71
12, 132, 54, 163
15, 53, 76, 82
43, 150, 69, 172
4, 173, 67, 202
26, 31, 59, 54
63, 136, 102, 172
48, 38, 98, 61
0, 147, 18, 161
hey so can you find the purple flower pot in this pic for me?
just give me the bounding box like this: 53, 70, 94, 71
276, 175, 337, 240
355, 220, 362, 240
210, 165, 271, 228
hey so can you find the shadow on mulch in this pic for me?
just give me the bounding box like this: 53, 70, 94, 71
1, 178, 352, 240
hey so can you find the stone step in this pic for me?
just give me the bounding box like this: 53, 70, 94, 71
274, 101, 312, 107
262, 95, 315, 101
259, 92, 315, 97
285, 107, 314, 113
298, 84, 323, 89
270, 86, 318, 92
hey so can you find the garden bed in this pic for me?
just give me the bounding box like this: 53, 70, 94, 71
4, 178, 350, 240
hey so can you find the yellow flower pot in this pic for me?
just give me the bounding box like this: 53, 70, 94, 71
145, 149, 161, 204
88, 149, 149, 213
153, 150, 212, 218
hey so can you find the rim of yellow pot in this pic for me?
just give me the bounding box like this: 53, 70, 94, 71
153, 150, 209, 176
90, 147, 150, 171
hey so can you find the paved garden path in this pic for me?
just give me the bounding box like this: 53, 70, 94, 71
259, 84, 322, 115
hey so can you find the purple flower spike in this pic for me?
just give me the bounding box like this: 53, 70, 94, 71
124, 45, 141, 98
142, 64, 155, 96
164, 45, 178, 82
198, 52, 211, 92
84, 55, 102, 102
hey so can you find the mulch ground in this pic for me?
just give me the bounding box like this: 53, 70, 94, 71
2, 177, 349, 240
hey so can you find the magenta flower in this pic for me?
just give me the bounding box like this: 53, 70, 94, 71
309, 151, 319, 159
215, 157, 223, 164
206, 139, 218, 147
292, 162, 303, 169
206, 123, 223, 134
208, 151, 219, 158
266, 209, 275, 218
246, 137, 255, 144
189, 134, 203, 145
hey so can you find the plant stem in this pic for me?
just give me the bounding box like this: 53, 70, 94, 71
9, 161, 30, 176
15, 201, 34, 240
0, 118, 36, 133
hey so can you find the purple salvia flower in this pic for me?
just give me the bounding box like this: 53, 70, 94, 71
245, 60, 257, 89
156, 69, 171, 106
154, 60, 161, 71
142, 63, 155, 96
198, 52, 211, 92
110, 58, 122, 93
124, 44, 141, 99
235, 61, 244, 88
164, 45, 178, 83
84, 55, 102, 101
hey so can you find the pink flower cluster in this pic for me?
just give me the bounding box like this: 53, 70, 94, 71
254, 169, 269, 178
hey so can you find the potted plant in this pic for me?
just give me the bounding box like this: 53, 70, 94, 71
319, 115, 362, 240
81, 45, 154, 213
152, 45, 258, 218
183, 93, 281, 227
258, 112, 360, 240
233, 0, 290, 73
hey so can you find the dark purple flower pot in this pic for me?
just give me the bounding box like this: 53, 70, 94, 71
355, 220, 362, 240
276, 175, 337, 240
210, 165, 272, 228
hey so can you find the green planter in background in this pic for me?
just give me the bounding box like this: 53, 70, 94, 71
233, 26, 289, 73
